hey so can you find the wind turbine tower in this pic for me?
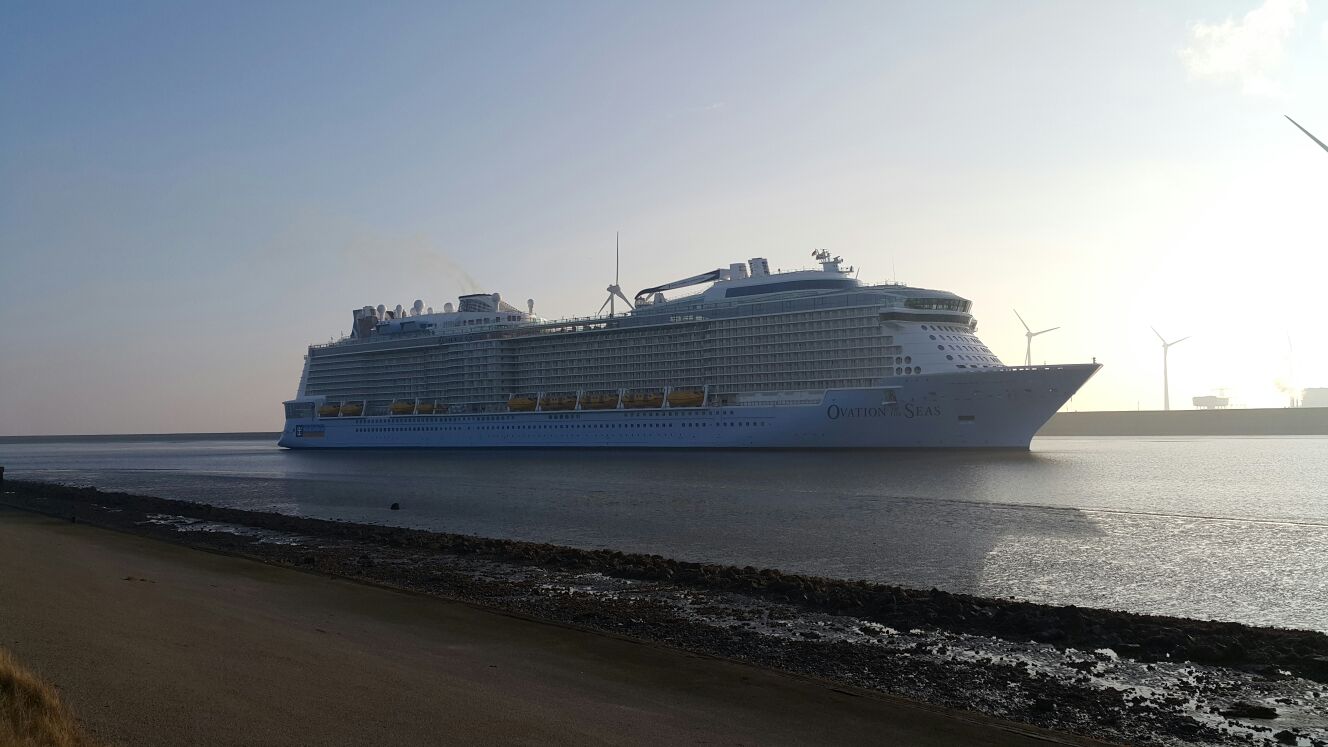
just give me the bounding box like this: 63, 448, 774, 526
1152, 327, 1190, 411
598, 232, 634, 317
1014, 310, 1059, 367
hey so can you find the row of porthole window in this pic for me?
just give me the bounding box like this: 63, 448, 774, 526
948, 353, 997, 362
894, 366, 923, 375
353, 421, 771, 433
931, 337, 991, 354
928, 332, 978, 343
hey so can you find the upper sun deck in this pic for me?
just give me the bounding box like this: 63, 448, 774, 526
313, 251, 974, 351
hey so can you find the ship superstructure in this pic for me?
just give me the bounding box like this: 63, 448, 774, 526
280, 251, 1099, 448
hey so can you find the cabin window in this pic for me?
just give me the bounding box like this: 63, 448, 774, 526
285, 402, 314, 419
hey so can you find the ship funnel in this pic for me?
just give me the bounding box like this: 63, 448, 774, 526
749, 258, 770, 277
376, 304, 386, 320
394, 304, 404, 319
352, 306, 377, 338
444, 302, 454, 313
527, 298, 534, 315
729, 262, 749, 280
412, 300, 425, 317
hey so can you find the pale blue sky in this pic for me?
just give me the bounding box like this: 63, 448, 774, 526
3, 1, 1326, 435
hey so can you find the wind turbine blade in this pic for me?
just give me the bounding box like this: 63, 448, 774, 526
1171, 336, 1191, 346
613, 288, 635, 310
598, 296, 611, 315
1035, 327, 1060, 335
615, 231, 620, 284
1013, 309, 1030, 332
1286, 115, 1328, 154
1151, 326, 1166, 344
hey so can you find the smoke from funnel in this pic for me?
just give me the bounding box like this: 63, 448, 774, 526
336, 229, 484, 294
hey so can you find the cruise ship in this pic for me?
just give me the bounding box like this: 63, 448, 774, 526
279, 251, 1099, 449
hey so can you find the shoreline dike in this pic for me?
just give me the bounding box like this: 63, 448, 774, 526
4, 480, 1328, 746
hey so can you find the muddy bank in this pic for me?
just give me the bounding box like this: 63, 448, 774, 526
4, 480, 1328, 746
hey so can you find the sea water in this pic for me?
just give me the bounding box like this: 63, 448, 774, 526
3, 434, 1325, 631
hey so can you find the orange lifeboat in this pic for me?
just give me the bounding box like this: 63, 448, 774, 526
390, 400, 416, 415
666, 388, 705, 408
340, 401, 364, 417
579, 391, 619, 410
318, 403, 341, 417
622, 390, 665, 409
508, 395, 537, 412
540, 393, 577, 411
415, 401, 436, 415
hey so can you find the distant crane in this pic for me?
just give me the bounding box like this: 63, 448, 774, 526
1014, 309, 1059, 367
1286, 115, 1328, 154
598, 232, 634, 317
1152, 327, 1190, 411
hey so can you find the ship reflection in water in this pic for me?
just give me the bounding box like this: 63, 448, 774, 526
2, 435, 1326, 631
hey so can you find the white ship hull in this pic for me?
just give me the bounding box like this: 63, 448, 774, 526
279, 365, 1098, 450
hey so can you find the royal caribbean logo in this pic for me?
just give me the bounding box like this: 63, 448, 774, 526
826, 403, 940, 420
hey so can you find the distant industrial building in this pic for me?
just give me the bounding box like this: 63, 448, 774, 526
1192, 395, 1230, 410
1303, 388, 1328, 408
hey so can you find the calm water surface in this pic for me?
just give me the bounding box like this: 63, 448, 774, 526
2, 435, 1326, 631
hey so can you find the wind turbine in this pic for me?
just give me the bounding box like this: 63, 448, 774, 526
1152, 327, 1190, 411
1286, 115, 1328, 154
1014, 309, 1059, 366
598, 231, 634, 317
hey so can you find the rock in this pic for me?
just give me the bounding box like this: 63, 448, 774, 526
1307, 656, 1328, 679
390, 502, 400, 510
1219, 701, 1278, 719
1274, 730, 1298, 745
1030, 697, 1056, 713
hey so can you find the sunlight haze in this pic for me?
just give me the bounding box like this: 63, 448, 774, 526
2, 0, 1326, 435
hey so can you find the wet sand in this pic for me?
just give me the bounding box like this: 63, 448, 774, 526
0, 509, 1102, 746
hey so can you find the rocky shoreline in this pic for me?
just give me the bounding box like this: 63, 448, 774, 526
4, 479, 1327, 746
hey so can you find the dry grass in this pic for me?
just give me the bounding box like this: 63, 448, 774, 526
0, 647, 95, 747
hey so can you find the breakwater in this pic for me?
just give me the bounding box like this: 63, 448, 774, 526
4, 480, 1328, 746
6, 479, 1328, 679
1040, 408, 1328, 437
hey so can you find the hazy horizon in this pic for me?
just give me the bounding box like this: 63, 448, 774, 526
3, 0, 1327, 436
